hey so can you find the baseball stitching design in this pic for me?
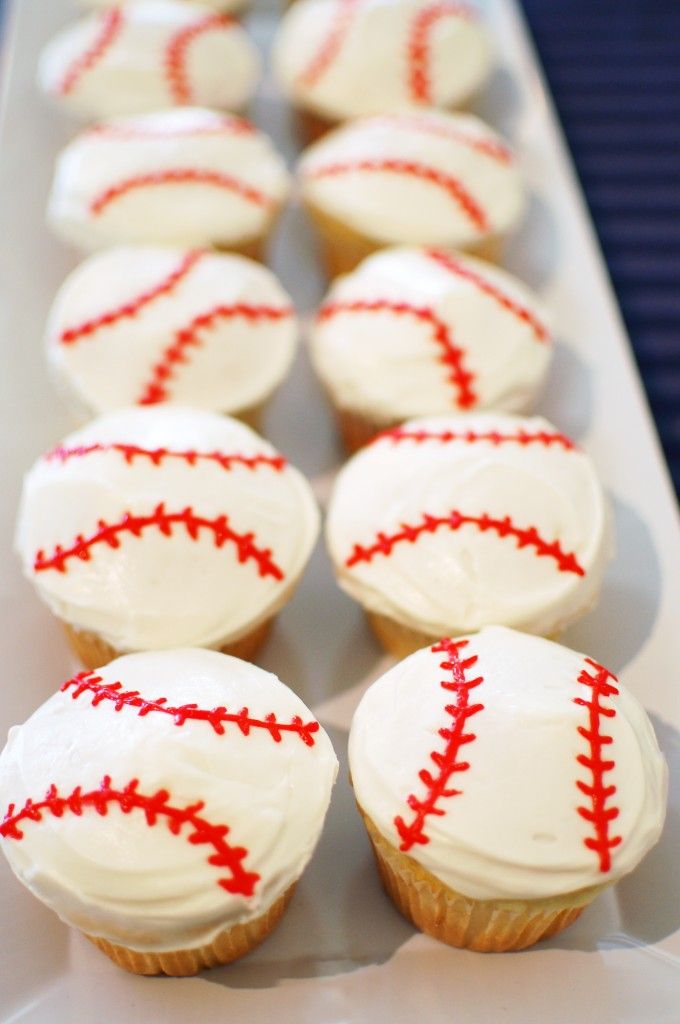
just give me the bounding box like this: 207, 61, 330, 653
374, 426, 574, 449
395, 638, 484, 851
367, 115, 512, 164
574, 658, 622, 872
317, 298, 476, 407
34, 504, 285, 580
90, 169, 275, 216
45, 443, 287, 473
87, 117, 256, 140
164, 13, 235, 105
296, 0, 361, 87
58, 8, 124, 96
345, 510, 586, 576
407, 2, 475, 103
0, 775, 260, 896
62, 671, 320, 745
307, 159, 488, 230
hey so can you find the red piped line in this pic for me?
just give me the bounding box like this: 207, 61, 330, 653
345, 509, 585, 576
369, 114, 512, 164
164, 13, 235, 104
395, 638, 484, 851
136, 302, 294, 405
62, 671, 319, 746
59, 8, 124, 96
44, 443, 287, 473
33, 503, 284, 580
0, 776, 260, 896
573, 658, 622, 873
308, 159, 488, 230
59, 250, 204, 346
316, 298, 476, 408
426, 249, 549, 342
90, 169, 274, 216
296, 0, 361, 87
375, 426, 575, 449
407, 2, 476, 104
87, 117, 256, 140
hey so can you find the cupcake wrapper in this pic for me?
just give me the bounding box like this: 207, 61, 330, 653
360, 808, 603, 953
85, 884, 295, 976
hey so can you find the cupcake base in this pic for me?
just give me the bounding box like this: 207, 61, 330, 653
359, 809, 601, 953
86, 884, 295, 976
62, 617, 274, 671
366, 611, 441, 659
333, 405, 394, 454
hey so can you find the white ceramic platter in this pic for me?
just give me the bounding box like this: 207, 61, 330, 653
1, 0, 679, 1021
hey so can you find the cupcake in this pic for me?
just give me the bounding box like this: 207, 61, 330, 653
310, 246, 552, 451
0, 648, 338, 974
298, 111, 524, 276
38, 1, 260, 121
349, 626, 667, 952
325, 414, 611, 656
80, 0, 246, 10
15, 407, 319, 668
46, 246, 298, 425
47, 107, 291, 259
274, 0, 492, 140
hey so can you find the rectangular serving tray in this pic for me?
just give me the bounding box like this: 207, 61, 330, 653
1, 1, 679, 1020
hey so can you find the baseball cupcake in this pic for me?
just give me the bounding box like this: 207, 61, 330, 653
46, 246, 298, 425
298, 112, 524, 276
47, 107, 291, 259
15, 407, 319, 667
80, 0, 246, 10
38, 1, 260, 121
349, 627, 666, 952
326, 414, 611, 655
310, 246, 552, 450
0, 649, 338, 974
273, 0, 492, 140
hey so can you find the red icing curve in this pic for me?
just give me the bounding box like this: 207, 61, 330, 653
0, 775, 259, 896
62, 671, 319, 746
59, 8, 124, 96
164, 13, 235, 104
368, 114, 512, 164
297, 0, 361, 87
87, 117, 256, 140
317, 298, 476, 408
407, 2, 476, 104
90, 169, 274, 215
395, 638, 484, 851
45, 443, 287, 473
345, 509, 585, 576
34, 503, 284, 580
375, 426, 574, 449
574, 658, 622, 873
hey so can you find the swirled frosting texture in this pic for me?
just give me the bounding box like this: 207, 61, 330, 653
349, 627, 666, 900
15, 407, 319, 651
47, 246, 298, 418
326, 413, 612, 637
310, 246, 552, 421
298, 111, 524, 248
48, 107, 291, 251
38, 1, 260, 120
273, 0, 492, 121
0, 649, 338, 950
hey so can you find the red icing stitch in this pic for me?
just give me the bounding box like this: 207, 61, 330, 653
573, 658, 622, 873
164, 13, 235, 104
317, 298, 476, 408
368, 114, 512, 164
87, 117, 256, 140
59, 8, 124, 96
34, 503, 284, 580
375, 426, 574, 449
395, 638, 483, 851
426, 249, 549, 343
45, 443, 287, 473
296, 0, 361, 87
407, 3, 476, 104
136, 303, 294, 405
0, 776, 259, 896
345, 509, 585, 576
90, 169, 274, 215
62, 671, 319, 746
308, 159, 488, 230
60, 249, 204, 346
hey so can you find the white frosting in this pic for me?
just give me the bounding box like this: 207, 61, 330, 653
38, 2, 260, 121
46, 246, 298, 419
298, 112, 524, 247
349, 626, 666, 900
310, 246, 552, 422
48, 107, 291, 251
0, 649, 338, 950
274, 0, 492, 121
326, 413, 612, 637
15, 407, 319, 651
80, 0, 246, 12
